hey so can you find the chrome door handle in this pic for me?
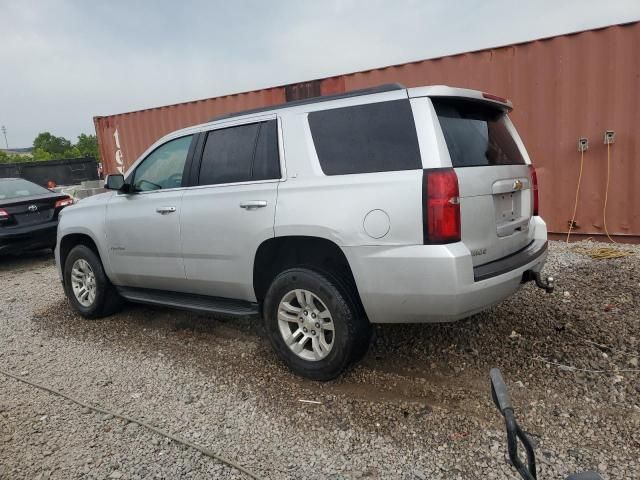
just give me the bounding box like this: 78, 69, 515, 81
239, 200, 267, 210
156, 206, 176, 214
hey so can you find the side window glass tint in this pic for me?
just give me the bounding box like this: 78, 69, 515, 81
252, 120, 280, 181
199, 124, 259, 185
308, 100, 421, 175
133, 135, 193, 191
198, 121, 280, 185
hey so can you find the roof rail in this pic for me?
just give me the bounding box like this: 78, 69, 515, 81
209, 83, 406, 122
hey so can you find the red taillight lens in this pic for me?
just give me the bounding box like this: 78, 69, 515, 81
54, 197, 74, 209
482, 92, 509, 104
0, 208, 9, 221
529, 165, 539, 216
424, 169, 461, 244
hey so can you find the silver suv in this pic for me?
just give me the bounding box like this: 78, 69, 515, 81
56, 84, 551, 380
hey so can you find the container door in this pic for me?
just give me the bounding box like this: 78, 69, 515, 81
432, 98, 534, 266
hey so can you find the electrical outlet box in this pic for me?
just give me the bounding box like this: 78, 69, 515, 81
604, 130, 615, 144
578, 138, 588, 152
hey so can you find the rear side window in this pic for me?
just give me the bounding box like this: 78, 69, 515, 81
199, 120, 280, 185
252, 120, 281, 181
433, 98, 525, 167
309, 100, 421, 175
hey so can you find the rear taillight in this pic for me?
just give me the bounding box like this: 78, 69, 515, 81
482, 92, 509, 104
529, 165, 539, 216
54, 197, 74, 209
0, 208, 9, 221
424, 169, 461, 244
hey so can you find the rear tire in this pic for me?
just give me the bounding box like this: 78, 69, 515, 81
263, 268, 370, 381
63, 245, 123, 319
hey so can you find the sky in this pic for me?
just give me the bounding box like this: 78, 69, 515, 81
1, 0, 639, 148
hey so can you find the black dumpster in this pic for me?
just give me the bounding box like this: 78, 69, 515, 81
0, 157, 98, 186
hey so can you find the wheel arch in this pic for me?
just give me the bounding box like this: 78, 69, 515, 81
59, 232, 103, 276
253, 235, 366, 319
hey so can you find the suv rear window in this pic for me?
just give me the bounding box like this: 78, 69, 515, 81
432, 98, 525, 167
309, 100, 421, 175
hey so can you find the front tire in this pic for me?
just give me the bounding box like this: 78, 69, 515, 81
263, 268, 370, 381
63, 245, 123, 319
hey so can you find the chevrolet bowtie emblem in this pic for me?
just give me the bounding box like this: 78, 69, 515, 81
513, 179, 523, 191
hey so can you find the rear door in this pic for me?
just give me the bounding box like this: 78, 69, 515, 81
432, 98, 534, 266
180, 118, 281, 301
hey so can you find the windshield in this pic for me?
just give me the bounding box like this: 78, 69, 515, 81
0, 179, 51, 200
433, 98, 526, 167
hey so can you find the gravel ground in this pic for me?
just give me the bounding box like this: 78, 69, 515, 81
0, 240, 638, 480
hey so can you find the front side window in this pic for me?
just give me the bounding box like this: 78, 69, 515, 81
132, 135, 193, 192
308, 100, 422, 175
198, 120, 280, 186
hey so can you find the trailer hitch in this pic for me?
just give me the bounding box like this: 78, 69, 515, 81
522, 270, 554, 294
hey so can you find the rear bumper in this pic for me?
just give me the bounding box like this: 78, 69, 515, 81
0, 220, 58, 255
344, 218, 548, 323
473, 239, 547, 281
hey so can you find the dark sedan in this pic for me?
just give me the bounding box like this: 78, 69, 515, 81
0, 178, 74, 255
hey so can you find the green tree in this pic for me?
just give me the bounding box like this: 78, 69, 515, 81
33, 132, 72, 155
62, 146, 82, 158
0, 131, 100, 164
75, 133, 100, 161
0, 149, 33, 164
32, 147, 55, 161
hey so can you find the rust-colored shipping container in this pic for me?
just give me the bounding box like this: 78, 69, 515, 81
95, 22, 640, 238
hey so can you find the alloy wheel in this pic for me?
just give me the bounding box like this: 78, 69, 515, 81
277, 289, 335, 361
70, 258, 97, 307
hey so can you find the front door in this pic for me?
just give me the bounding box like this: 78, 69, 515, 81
105, 134, 194, 290
180, 119, 281, 301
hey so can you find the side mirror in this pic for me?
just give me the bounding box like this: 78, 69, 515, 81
104, 174, 126, 191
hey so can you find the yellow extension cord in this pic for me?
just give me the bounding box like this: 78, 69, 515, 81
572, 245, 633, 260
603, 142, 618, 244
566, 141, 633, 260
566, 149, 584, 243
